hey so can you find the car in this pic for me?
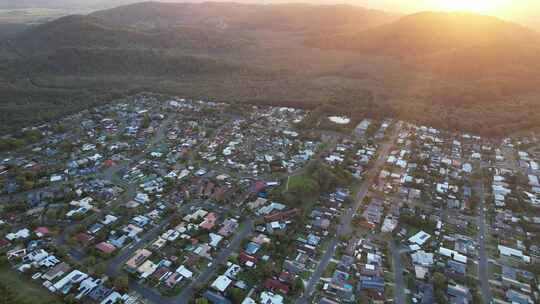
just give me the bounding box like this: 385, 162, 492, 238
195, 168, 207, 176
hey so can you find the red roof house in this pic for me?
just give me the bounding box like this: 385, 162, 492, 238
263, 278, 290, 294
239, 252, 258, 265
199, 212, 218, 230
34, 227, 50, 237
76, 232, 95, 246
95, 242, 116, 254
264, 208, 300, 222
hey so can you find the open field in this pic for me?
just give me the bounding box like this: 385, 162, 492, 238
0, 265, 62, 304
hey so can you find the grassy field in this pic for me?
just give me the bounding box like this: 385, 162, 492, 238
0, 265, 62, 304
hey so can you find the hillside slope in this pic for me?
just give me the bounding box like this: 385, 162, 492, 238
309, 11, 540, 54
10, 14, 249, 55
91, 1, 397, 33
309, 11, 540, 85
2, 4, 540, 136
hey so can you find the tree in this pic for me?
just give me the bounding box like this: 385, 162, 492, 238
435, 289, 448, 304
432, 272, 447, 290
45, 208, 58, 220
0, 284, 21, 304
64, 294, 76, 304
291, 277, 304, 295
433, 272, 448, 304
114, 275, 129, 292
93, 262, 107, 277
84, 256, 97, 268
0, 256, 8, 266
195, 298, 209, 304
356, 291, 370, 304
405, 274, 416, 290
226, 288, 245, 304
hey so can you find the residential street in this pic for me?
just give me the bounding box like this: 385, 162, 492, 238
173, 220, 253, 303
475, 174, 492, 303
106, 216, 253, 304
296, 238, 338, 304
297, 123, 401, 304
390, 240, 406, 304
106, 215, 175, 278
3, 91, 526, 304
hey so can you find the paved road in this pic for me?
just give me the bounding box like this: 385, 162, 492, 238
390, 240, 406, 304
106, 215, 175, 278
50, 115, 177, 260
475, 173, 492, 303
109, 218, 253, 304
173, 220, 253, 303
103, 115, 260, 303
297, 238, 338, 303
297, 123, 401, 304
105, 201, 223, 278
338, 122, 401, 237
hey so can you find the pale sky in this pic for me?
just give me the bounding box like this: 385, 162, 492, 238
2, 0, 538, 29
219, 0, 540, 28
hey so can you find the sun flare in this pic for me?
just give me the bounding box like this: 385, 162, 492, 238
435, 0, 507, 14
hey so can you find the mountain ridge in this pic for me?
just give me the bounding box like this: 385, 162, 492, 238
9, 13, 251, 56
90, 1, 398, 32
308, 11, 540, 54
2, 2, 540, 136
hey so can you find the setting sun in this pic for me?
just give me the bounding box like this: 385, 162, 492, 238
435, 0, 507, 14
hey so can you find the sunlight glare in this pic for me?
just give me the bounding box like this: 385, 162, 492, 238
436, 0, 507, 14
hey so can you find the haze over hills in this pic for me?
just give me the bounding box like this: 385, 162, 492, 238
90, 1, 397, 33
310, 12, 540, 83
0, 0, 137, 10
310, 12, 540, 55
10, 14, 250, 55
1, 1, 540, 136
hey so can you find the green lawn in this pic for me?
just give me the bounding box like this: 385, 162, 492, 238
322, 261, 337, 278
286, 174, 317, 195
0, 265, 62, 304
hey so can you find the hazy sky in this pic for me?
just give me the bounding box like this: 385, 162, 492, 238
232, 0, 540, 28
1, 0, 538, 28
153, 0, 540, 28
246, 1, 539, 22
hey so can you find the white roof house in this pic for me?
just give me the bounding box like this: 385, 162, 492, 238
52, 270, 88, 292
209, 233, 224, 247
137, 260, 158, 278
498, 245, 531, 263
242, 297, 257, 304
6, 228, 30, 241
99, 291, 125, 304
529, 175, 540, 187
211, 275, 232, 292
76, 277, 101, 299
411, 250, 434, 267
260, 291, 284, 304
176, 265, 193, 279
439, 247, 468, 263
224, 264, 242, 279
409, 231, 431, 246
